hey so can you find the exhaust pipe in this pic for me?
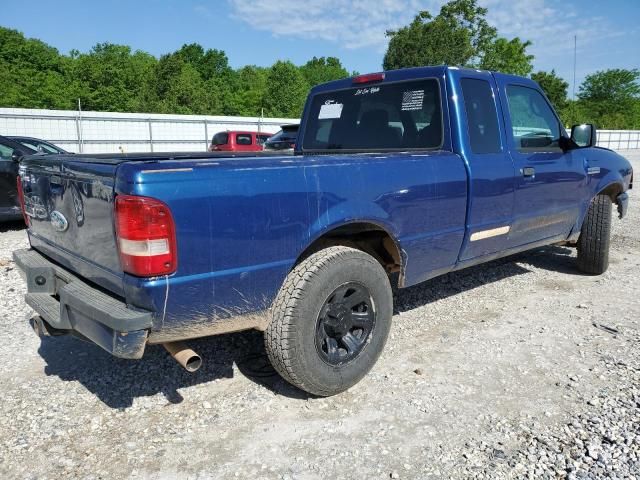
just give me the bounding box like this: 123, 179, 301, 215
163, 342, 202, 372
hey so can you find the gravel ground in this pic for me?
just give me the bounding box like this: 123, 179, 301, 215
0, 151, 639, 480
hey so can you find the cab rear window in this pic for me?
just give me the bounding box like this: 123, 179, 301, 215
302, 79, 442, 152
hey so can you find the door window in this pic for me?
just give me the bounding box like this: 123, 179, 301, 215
236, 134, 252, 145
506, 85, 561, 152
460, 78, 501, 154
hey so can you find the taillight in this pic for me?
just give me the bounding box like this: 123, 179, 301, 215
114, 195, 177, 277
16, 176, 30, 227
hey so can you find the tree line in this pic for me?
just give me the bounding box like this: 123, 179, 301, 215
1, 0, 638, 128
0, 26, 351, 118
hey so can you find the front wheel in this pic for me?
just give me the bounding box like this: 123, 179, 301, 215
265, 246, 393, 396
576, 194, 612, 275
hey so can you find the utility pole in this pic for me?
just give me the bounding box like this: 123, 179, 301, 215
572, 35, 577, 100
76, 98, 84, 153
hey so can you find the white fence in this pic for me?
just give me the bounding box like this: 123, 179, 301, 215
0, 108, 298, 154
597, 130, 640, 150
0, 107, 638, 153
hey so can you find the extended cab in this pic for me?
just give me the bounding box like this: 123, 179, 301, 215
14, 66, 633, 396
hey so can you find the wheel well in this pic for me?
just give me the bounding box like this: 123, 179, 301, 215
296, 223, 404, 287
598, 182, 623, 202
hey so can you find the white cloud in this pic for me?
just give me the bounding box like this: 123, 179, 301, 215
226, 0, 619, 63
227, 0, 437, 51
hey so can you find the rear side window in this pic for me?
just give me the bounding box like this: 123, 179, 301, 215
236, 134, 252, 145
506, 85, 561, 152
212, 132, 228, 145
460, 78, 501, 154
302, 79, 442, 152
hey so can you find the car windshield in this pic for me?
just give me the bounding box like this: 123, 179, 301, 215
302, 79, 442, 152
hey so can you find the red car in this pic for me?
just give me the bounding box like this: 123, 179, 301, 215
209, 131, 272, 152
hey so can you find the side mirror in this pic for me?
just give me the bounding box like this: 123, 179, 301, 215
11, 149, 26, 162
570, 124, 597, 148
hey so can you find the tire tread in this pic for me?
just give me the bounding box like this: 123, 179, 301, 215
576, 194, 612, 275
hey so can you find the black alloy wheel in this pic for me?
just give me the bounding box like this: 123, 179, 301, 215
315, 282, 376, 366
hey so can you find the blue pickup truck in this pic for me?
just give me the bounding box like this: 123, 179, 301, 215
14, 66, 633, 396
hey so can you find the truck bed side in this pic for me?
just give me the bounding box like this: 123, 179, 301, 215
115, 152, 467, 342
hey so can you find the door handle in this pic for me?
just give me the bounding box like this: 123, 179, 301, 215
521, 167, 535, 178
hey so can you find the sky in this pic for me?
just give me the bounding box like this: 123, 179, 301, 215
2, 0, 639, 96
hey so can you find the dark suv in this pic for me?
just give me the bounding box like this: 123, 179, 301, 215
263, 124, 298, 151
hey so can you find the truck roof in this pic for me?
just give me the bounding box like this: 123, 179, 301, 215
311, 65, 539, 94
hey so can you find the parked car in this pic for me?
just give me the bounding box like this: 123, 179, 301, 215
263, 124, 298, 151
209, 131, 272, 152
14, 66, 632, 397
8, 136, 68, 154
0, 135, 37, 222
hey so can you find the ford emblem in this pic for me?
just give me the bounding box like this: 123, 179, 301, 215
50, 211, 69, 232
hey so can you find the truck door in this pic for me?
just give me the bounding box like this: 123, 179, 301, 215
494, 75, 587, 247
448, 70, 516, 262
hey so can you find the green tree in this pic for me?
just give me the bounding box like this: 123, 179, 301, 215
0, 27, 72, 109
229, 66, 269, 116
262, 61, 309, 117
480, 37, 533, 76
578, 69, 640, 104
578, 69, 640, 129
531, 70, 569, 112
72, 43, 157, 112
300, 57, 350, 87
383, 0, 496, 70
148, 54, 206, 114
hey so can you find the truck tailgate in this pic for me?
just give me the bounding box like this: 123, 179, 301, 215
19, 155, 124, 295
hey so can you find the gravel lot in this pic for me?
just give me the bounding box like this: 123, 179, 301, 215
1, 151, 638, 480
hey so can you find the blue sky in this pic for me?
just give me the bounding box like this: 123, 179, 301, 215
2, 0, 639, 96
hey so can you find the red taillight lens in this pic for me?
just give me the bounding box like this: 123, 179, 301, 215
353, 72, 385, 84
115, 195, 177, 277
16, 176, 30, 227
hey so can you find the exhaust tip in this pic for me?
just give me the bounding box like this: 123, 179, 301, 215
163, 341, 202, 373
184, 354, 202, 373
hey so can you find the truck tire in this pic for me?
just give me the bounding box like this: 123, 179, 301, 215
576, 194, 612, 275
265, 246, 393, 396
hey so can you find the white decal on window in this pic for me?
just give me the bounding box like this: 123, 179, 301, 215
354, 87, 381, 96
401, 89, 425, 111
319, 102, 344, 119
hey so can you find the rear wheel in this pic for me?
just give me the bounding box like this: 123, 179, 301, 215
265, 246, 393, 396
576, 194, 612, 275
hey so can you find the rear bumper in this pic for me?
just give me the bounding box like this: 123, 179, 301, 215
13, 248, 153, 359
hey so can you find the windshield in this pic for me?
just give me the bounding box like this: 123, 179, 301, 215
302, 79, 442, 152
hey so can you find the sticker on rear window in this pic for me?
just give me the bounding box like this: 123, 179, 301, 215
319, 102, 343, 119
401, 89, 425, 111
355, 87, 381, 96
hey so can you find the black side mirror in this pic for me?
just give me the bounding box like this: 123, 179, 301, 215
570, 124, 597, 148
11, 149, 26, 162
